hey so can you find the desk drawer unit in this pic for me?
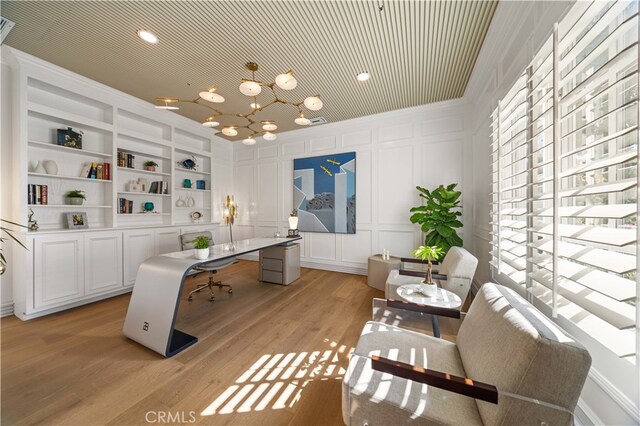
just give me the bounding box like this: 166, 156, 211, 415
259, 243, 300, 285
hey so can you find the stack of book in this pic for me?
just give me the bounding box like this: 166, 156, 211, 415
117, 151, 135, 168
118, 198, 134, 214
80, 162, 110, 180
27, 184, 48, 205
149, 181, 168, 194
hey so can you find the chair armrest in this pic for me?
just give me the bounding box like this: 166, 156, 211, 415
370, 355, 498, 404
400, 257, 439, 265
386, 299, 461, 319
398, 269, 448, 281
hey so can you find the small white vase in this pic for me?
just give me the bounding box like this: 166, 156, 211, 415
195, 247, 209, 260
33, 161, 47, 174
288, 216, 299, 230
42, 160, 58, 175
420, 282, 438, 297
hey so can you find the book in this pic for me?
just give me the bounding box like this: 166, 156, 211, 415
96, 164, 103, 180
41, 185, 48, 205
103, 163, 110, 180
80, 163, 92, 178
35, 185, 41, 205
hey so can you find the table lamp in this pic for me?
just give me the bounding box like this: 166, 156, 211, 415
223, 195, 237, 249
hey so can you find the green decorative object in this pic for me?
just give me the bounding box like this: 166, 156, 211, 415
193, 235, 210, 250
66, 190, 86, 205
412, 245, 444, 284
409, 183, 462, 255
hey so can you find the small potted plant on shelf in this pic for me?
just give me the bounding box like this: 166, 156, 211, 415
143, 161, 158, 172
66, 190, 86, 205
193, 235, 210, 260
411, 245, 444, 297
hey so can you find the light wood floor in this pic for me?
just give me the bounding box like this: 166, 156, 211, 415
1, 261, 382, 425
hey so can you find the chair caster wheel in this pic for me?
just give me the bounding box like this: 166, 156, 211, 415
209, 298, 215, 302
228, 289, 233, 293
188, 297, 193, 301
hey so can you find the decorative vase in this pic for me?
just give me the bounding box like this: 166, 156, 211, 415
195, 247, 209, 260
68, 197, 84, 205
34, 161, 47, 174
420, 281, 438, 297
143, 202, 154, 212
42, 160, 58, 175
288, 216, 299, 230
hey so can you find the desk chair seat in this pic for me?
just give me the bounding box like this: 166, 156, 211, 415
180, 231, 234, 302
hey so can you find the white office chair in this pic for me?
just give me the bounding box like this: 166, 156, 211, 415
180, 231, 234, 302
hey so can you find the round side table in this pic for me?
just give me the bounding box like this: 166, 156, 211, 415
367, 254, 401, 291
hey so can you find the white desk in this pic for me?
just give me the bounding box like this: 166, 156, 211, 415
123, 236, 302, 357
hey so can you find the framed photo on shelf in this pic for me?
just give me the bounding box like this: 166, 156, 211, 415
65, 212, 88, 229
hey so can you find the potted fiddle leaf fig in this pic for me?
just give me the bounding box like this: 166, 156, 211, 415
412, 245, 444, 296
193, 235, 210, 260
66, 190, 86, 205
410, 183, 463, 255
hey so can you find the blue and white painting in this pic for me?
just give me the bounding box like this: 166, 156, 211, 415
293, 152, 356, 234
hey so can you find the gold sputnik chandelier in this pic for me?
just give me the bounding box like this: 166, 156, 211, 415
155, 62, 323, 145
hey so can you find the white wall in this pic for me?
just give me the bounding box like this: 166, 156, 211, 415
233, 99, 467, 274
0, 59, 16, 315
463, 1, 638, 424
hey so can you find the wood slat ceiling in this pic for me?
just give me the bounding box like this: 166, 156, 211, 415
2, 0, 497, 140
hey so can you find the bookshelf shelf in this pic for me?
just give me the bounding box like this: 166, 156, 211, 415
117, 166, 171, 177
28, 140, 112, 158
117, 213, 171, 216
28, 172, 112, 183
117, 191, 171, 197
28, 204, 113, 208
174, 167, 211, 176
28, 102, 113, 132
174, 187, 211, 193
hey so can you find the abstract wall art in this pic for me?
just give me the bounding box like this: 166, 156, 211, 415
293, 152, 356, 234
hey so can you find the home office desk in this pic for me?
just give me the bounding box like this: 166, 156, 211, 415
123, 236, 302, 357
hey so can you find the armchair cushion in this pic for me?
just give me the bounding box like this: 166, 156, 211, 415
456, 283, 591, 425
343, 321, 482, 425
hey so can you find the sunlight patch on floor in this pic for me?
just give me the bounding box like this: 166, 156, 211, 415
201, 339, 353, 416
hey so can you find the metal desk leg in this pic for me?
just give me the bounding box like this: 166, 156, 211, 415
432, 315, 441, 338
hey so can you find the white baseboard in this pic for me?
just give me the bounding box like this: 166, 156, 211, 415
1, 301, 14, 317
575, 399, 601, 426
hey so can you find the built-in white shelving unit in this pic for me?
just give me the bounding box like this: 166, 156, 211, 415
6, 46, 231, 320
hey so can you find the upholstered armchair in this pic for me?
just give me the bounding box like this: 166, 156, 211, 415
343, 283, 591, 425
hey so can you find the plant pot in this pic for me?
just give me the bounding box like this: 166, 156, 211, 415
68, 197, 84, 205
144, 166, 156, 172
288, 216, 299, 230
420, 281, 438, 297
194, 247, 209, 260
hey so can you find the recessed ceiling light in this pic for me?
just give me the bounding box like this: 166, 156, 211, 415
357, 72, 370, 81
137, 30, 158, 44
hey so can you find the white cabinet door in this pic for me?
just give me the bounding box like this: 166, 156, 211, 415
123, 230, 156, 287
85, 231, 123, 295
155, 227, 181, 254
34, 234, 84, 309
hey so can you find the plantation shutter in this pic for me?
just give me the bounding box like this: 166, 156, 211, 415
495, 73, 529, 286
491, 0, 638, 361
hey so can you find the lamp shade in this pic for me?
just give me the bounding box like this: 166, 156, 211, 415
222, 127, 238, 136
239, 80, 262, 96
262, 122, 277, 131
199, 89, 225, 103
202, 117, 220, 127
242, 137, 256, 146
295, 112, 311, 126
263, 132, 277, 141
304, 96, 323, 111
275, 71, 297, 90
